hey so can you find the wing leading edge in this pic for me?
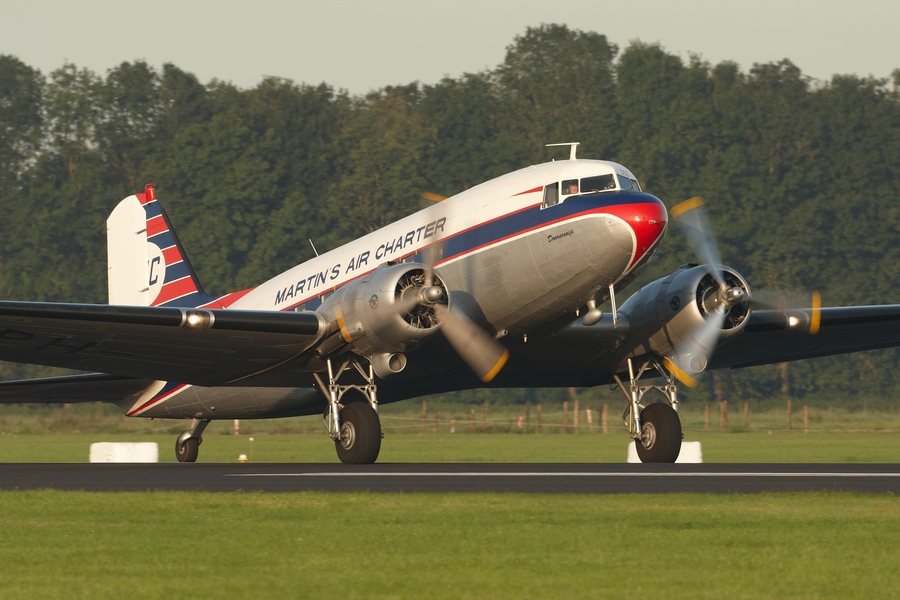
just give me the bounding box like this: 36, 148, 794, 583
0, 301, 329, 386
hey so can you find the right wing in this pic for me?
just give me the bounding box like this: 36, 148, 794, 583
0, 301, 331, 387
0, 373, 154, 404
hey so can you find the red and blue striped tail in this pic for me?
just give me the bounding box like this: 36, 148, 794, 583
138, 184, 212, 308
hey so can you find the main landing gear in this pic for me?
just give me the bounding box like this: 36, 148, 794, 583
613, 357, 683, 463
314, 357, 383, 465
175, 418, 210, 463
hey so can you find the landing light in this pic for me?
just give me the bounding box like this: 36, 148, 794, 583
788, 315, 801, 329
182, 310, 213, 330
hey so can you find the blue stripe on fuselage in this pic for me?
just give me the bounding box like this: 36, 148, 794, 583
433, 191, 659, 264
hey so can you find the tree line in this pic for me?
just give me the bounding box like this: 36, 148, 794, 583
1, 24, 899, 409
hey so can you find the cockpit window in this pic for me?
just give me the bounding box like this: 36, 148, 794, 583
617, 174, 641, 191
542, 182, 559, 208
562, 179, 579, 195
580, 174, 617, 193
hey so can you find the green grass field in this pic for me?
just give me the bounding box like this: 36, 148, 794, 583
0, 430, 898, 464
0, 490, 897, 599
1, 403, 897, 598
1, 401, 898, 463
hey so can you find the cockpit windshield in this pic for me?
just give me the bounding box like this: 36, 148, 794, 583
542, 171, 642, 209
580, 174, 617, 193
617, 174, 640, 191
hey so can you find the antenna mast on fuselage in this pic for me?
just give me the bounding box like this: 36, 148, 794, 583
546, 142, 580, 160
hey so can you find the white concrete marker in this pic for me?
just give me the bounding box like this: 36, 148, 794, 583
89, 442, 159, 463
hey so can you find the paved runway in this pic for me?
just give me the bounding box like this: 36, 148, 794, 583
1, 463, 898, 493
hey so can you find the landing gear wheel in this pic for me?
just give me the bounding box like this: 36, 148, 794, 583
175, 437, 199, 463
335, 402, 382, 465
635, 402, 682, 463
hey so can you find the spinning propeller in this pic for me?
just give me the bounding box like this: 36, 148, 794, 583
396, 259, 509, 383
668, 197, 820, 386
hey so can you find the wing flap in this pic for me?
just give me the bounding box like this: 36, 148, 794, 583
0, 301, 329, 386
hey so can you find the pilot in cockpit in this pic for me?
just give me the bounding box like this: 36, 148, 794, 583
564, 179, 579, 195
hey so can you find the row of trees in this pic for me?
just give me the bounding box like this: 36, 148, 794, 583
1, 24, 899, 408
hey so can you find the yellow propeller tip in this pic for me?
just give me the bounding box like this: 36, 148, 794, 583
671, 196, 705, 218
335, 306, 353, 343
810, 291, 822, 335
480, 350, 509, 383
662, 357, 699, 388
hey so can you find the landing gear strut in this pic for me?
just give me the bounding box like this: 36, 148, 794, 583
175, 418, 210, 463
613, 358, 683, 463
314, 357, 382, 465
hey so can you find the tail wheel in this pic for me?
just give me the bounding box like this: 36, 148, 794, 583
335, 401, 382, 465
635, 403, 682, 463
175, 437, 199, 463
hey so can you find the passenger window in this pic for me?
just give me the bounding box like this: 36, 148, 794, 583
542, 182, 559, 208
562, 179, 579, 196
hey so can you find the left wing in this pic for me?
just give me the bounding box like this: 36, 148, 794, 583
709, 304, 900, 369
0, 301, 329, 386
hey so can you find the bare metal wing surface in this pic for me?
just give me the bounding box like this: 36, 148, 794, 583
0, 302, 327, 386
0, 373, 154, 404
3, 303, 899, 404
709, 305, 900, 369
375, 304, 900, 400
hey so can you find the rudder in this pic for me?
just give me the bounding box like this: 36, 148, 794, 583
107, 184, 208, 307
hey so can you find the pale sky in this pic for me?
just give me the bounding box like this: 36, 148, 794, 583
3, 0, 897, 94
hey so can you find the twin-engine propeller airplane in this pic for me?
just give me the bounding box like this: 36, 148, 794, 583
3, 142, 900, 464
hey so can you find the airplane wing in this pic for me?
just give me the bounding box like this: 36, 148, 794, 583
379, 303, 900, 400
0, 373, 155, 404
0, 301, 329, 387
709, 304, 900, 369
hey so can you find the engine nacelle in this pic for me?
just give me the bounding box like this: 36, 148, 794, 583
618, 264, 751, 372
318, 262, 446, 376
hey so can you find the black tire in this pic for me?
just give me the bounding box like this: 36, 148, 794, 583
634, 403, 682, 463
175, 437, 199, 463
335, 402, 382, 465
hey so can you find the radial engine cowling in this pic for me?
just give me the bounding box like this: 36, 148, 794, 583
318, 262, 447, 376
619, 264, 751, 373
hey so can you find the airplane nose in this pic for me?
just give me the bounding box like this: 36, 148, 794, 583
626, 196, 668, 268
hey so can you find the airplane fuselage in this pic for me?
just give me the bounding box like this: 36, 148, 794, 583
121, 158, 668, 420
241, 160, 666, 331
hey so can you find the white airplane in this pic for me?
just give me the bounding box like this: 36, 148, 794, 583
2, 143, 899, 463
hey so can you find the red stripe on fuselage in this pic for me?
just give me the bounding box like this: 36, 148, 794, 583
515, 186, 543, 196
126, 384, 188, 416
605, 200, 668, 271
200, 288, 254, 309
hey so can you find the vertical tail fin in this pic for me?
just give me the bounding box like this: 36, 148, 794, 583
107, 184, 208, 307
